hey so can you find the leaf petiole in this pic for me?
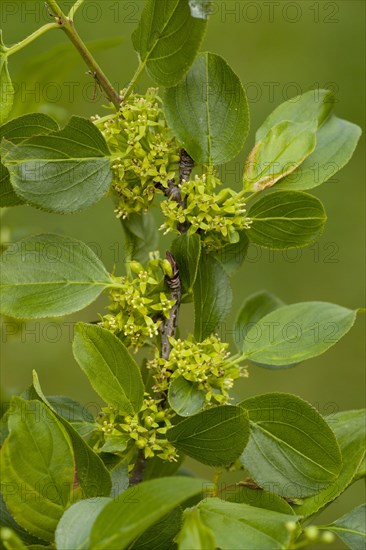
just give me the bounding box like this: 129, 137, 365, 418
123, 61, 146, 102
5, 23, 60, 57
43, 0, 122, 109
68, 0, 86, 20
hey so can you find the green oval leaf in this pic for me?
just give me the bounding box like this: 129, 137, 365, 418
296, 409, 366, 517
214, 231, 249, 275
277, 115, 362, 190
164, 52, 250, 165
240, 393, 342, 498
0, 234, 113, 319
143, 454, 184, 481
198, 498, 299, 550
1, 116, 112, 213
73, 323, 144, 414
235, 290, 284, 349
247, 191, 327, 249
130, 508, 182, 550
244, 121, 317, 192
167, 405, 249, 466
89, 477, 205, 550
0, 162, 20, 207
45, 395, 94, 424
177, 508, 217, 550
98, 435, 130, 454
132, 0, 207, 87
322, 504, 366, 550
30, 371, 112, 500
0, 495, 43, 547
242, 301, 357, 367
256, 89, 334, 142
222, 484, 295, 515
171, 233, 201, 295
55, 498, 111, 550
194, 254, 232, 341
0, 113, 59, 143
0, 398, 75, 541
168, 377, 206, 417
122, 211, 159, 264
0, 113, 59, 207
355, 455, 366, 482
109, 462, 129, 497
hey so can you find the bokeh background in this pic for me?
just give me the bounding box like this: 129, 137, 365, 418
1, 1, 365, 546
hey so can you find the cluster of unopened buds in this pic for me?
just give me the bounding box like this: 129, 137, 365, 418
160, 174, 252, 248
284, 524, 335, 546
96, 396, 178, 461
102, 258, 175, 350
92, 88, 180, 218
149, 334, 249, 406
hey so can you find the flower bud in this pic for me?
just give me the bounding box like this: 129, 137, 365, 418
135, 438, 147, 449
285, 521, 297, 533
162, 258, 174, 278
321, 531, 335, 543
304, 526, 319, 541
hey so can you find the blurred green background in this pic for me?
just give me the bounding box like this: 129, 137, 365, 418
1, 0, 365, 543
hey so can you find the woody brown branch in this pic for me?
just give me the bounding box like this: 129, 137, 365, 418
130, 151, 193, 485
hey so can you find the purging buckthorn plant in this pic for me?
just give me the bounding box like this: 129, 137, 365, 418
0, 1, 364, 549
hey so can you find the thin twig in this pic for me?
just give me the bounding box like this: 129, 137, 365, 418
129, 159, 192, 487
5, 23, 59, 56
44, 0, 121, 108
156, 149, 194, 204
177, 149, 194, 232
160, 252, 182, 360
156, 149, 194, 233
68, 0, 85, 20
122, 61, 146, 102
179, 148, 194, 183
156, 149, 194, 356
129, 255, 182, 488
155, 179, 183, 206
129, 451, 146, 486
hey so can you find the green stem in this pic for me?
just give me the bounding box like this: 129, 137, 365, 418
92, 114, 116, 130
68, 0, 86, 19
0, 527, 27, 550
230, 352, 247, 365
212, 468, 223, 496
129, 450, 146, 486
62, 23, 121, 108
109, 282, 125, 290
123, 61, 146, 101
44, 0, 121, 109
45, 0, 63, 17
290, 540, 311, 550
6, 23, 59, 57
243, 190, 261, 205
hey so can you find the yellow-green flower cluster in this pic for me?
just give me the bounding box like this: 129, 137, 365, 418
160, 174, 252, 248
96, 396, 178, 461
95, 88, 180, 218
102, 259, 175, 350
149, 335, 248, 406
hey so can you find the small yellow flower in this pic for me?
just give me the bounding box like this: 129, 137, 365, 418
102, 259, 175, 350
160, 174, 252, 249
94, 88, 180, 218
95, 395, 179, 462
148, 334, 248, 406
